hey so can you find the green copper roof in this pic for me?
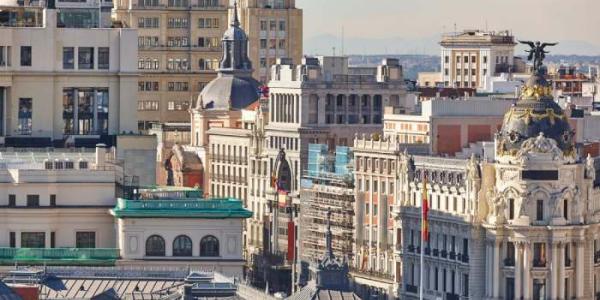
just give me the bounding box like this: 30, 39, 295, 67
0, 248, 118, 266
111, 198, 252, 219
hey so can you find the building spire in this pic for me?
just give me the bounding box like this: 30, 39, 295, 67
232, 0, 240, 27
326, 208, 333, 258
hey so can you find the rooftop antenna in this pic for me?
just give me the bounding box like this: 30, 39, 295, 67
454, 22, 457, 35
341, 25, 345, 57
332, 47, 336, 57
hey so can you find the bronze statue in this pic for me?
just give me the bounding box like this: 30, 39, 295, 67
518, 40, 558, 73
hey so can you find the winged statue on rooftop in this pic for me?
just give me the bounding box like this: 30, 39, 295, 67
519, 40, 558, 73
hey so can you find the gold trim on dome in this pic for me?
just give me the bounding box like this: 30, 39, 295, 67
520, 85, 553, 100
504, 107, 565, 124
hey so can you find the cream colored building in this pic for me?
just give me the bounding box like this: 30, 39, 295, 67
0, 6, 138, 145
440, 30, 517, 92
113, 0, 228, 128
237, 0, 302, 83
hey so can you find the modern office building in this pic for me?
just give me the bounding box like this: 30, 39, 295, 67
237, 0, 302, 83
113, 0, 228, 128
0, 5, 138, 147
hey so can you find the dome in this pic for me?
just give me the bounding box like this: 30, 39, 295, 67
497, 74, 575, 156
195, 74, 260, 110
223, 25, 248, 41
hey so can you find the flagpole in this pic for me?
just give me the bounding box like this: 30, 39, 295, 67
420, 210, 424, 300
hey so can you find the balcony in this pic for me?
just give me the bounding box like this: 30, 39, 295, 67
424, 247, 430, 256
449, 251, 456, 260
533, 258, 547, 268
0, 248, 119, 266
407, 245, 415, 253
432, 249, 439, 257
441, 250, 447, 258
461, 254, 469, 263
405, 284, 418, 294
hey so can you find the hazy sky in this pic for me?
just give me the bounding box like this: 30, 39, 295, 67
295, 0, 600, 54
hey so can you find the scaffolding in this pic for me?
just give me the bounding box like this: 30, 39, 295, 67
299, 144, 355, 264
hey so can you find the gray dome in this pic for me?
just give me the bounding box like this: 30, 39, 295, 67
196, 74, 260, 110
223, 26, 248, 41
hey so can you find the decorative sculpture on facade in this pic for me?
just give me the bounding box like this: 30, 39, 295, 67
516, 132, 564, 161
519, 40, 558, 73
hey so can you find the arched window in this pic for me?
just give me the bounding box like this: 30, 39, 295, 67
145, 235, 165, 256
200, 235, 219, 257
173, 235, 192, 256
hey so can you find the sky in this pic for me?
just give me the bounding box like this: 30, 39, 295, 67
295, 0, 600, 55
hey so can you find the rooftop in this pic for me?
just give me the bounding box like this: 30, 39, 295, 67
440, 29, 516, 46
111, 198, 252, 219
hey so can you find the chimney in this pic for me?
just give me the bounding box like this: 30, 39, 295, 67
95, 143, 106, 167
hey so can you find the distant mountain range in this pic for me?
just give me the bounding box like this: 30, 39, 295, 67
305, 34, 600, 56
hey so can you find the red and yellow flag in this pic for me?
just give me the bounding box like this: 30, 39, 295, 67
422, 175, 429, 242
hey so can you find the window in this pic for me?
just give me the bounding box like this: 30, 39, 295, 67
62, 88, 109, 135
198, 58, 218, 70
21, 232, 45, 248
167, 81, 189, 91
508, 198, 515, 220
483, 56, 487, 64
278, 39, 286, 49
145, 235, 165, 256
8, 194, 16, 207
17, 97, 32, 135
138, 17, 159, 28
98, 47, 109, 69
20, 46, 31, 66
563, 199, 568, 219
168, 17, 189, 28
26, 195, 39, 207
269, 20, 276, 31
197, 37, 219, 48
138, 101, 159, 111
9, 232, 15, 248
63, 47, 74, 69
471, 69, 476, 76
167, 0, 188, 7
534, 242, 546, 267
138, 58, 159, 70
167, 58, 189, 70
173, 235, 192, 256
536, 200, 544, 221
0, 46, 10, 66
260, 20, 267, 31
138, 36, 159, 48
76, 232, 96, 248
444, 68, 449, 76
200, 235, 219, 256
506, 242, 515, 266
78, 47, 94, 69
278, 20, 286, 31
197, 0, 218, 7
167, 101, 189, 111
464, 56, 469, 63
198, 17, 218, 28
50, 194, 56, 206
167, 37, 189, 47
139, 81, 159, 91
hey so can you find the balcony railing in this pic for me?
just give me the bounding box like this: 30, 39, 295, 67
405, 284, 418, 293
533, 259, 547, 268
0, 248, 119, 265
441, 250, 447, 258
449, 251, 456, 260
112, 198, 252, 218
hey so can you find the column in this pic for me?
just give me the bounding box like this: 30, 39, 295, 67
486, 241, 492, 297
515, 242, 523, 300
270, 94, 275, 122
492, 241, 501, 298
524, 243, 532, 300
16, 231, 21, 248
550, 242, 558, 299
45, 230, 51, 249
557, 242, 565, 299
576, 241, 585, 298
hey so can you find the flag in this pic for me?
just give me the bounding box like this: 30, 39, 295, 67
422, 175, 429, 242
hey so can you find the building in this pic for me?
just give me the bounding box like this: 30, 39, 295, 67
113, 0, 228, 128
0, 145, 250, 278
0, 266, 243, 299
549, 65, 591, 98
439, 29, 519, 92
298, 144, 354, 264
394, 54, 600, 300
237, 0, 303, 83
0, 5, 138, 147
383, 97, 513, 156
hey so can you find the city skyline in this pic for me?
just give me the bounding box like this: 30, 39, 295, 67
296, 0, 600, 55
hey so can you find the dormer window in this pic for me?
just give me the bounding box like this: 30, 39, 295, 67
54, 161, 64, 169
79, 161, 89, 169
65, 161, 74, 169
44, 161, 53, 170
